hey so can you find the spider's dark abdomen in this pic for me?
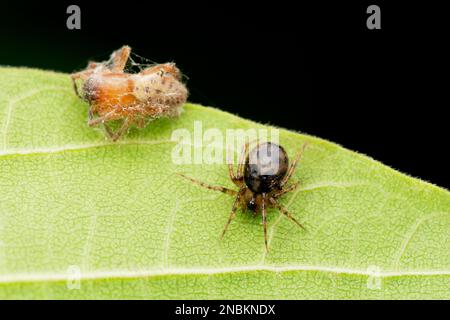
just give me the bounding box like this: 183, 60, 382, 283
244, 142, 289, 194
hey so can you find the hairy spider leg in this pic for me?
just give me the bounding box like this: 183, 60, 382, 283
261, 193, 269, 252
92, 103, 177, 141
145, 103, 179, 118
177, 173, 237, 196
221, 188, 247, 239
272, 181, 301, 198
237, 142, 249, 179
71, 61, 104, 99
134, 117, 147, 128
280, 142, 309, 187
226, 145, 238, 183
88, 107, 116, 138
268, 197, 305, 230
139, 64, 167, 75
139, 63, 179, 77
103, 123, 115, 140
88, 110, 121, 127
227, 142, 248, 187
71, 71, 90, 99
110, 46, 131, 73
87, 109, 128, 140
110, 116, 134, 142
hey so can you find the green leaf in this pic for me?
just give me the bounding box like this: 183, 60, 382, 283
0, 67, 449, 299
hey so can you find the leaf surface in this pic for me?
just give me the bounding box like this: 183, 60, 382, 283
0, 67, 449, 299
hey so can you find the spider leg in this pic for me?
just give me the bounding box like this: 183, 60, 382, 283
109, 116, 133, 142
110, 45, 131, 73
221, 188, 246, 239
88, 108, 94, 122
139, 64, 171, 76
88, 107, 114, 138
139, 65, 162, 75
70, 72, 88, 99
71, 76, 81, 98
237, 142, 249, 179
261, 193, 269, 252
226, 145, 238, 183
88, 110, 130, 141
88, 110, 119, 127
227, 142, 248, 187
280, 142, 308, 187
135, 117, 147, 128
177, 173, 237, 196
102, 123, 116, 140
86, 62, 101, 69
269, 197, 305, 230
272, 181, 300, 198
71, 63, 101, 99
141, 103, 174, 118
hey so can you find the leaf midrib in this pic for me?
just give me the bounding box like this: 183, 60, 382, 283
1, 265, 450, 285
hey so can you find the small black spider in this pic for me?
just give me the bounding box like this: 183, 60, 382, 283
178, 141, 308, 252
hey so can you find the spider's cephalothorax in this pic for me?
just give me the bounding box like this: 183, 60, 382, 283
179, 141, 308, 252
71, 46, 188, 141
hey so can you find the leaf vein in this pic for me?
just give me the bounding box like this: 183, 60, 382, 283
0, 265, 449, 285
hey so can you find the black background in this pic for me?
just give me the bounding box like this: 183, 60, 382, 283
0, 300, 446, 317
1, 1, 448, 188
